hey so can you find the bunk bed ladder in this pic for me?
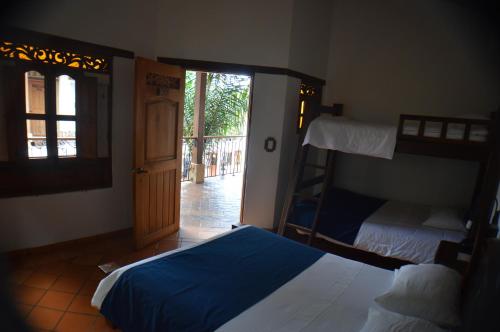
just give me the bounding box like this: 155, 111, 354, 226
277, 144, 310, 236
306, 149, 335, 245
278, 144, 336, 246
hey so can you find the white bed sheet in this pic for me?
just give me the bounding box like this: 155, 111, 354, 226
92, 226, 394, 332
220, 254, 393, 332
354, 201, 465, 263
303, 115, 397, 159
312, 201, 466, 264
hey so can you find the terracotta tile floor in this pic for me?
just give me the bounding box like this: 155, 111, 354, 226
6, 174, 243, 331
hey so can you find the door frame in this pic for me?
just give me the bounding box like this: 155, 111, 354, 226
163, 61, 255, 225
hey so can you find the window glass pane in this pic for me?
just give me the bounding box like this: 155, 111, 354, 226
57, 120, 76, 157
26, 119, 47, 158
56, 75, 76, 115
25, 71, 45, 114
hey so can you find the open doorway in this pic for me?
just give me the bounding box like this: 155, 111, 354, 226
180, 71, 251, 240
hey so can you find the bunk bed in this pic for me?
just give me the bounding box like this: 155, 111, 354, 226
278, 105, 499, 269
92, 106, 498, 331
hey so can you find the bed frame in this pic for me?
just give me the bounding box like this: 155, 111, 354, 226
279, 104, 499, 271
396, 114, 493, 161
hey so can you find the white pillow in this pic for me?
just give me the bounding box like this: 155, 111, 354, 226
360, 307, 447, 332
375, 264, 462, 327
422, 207, 466, 232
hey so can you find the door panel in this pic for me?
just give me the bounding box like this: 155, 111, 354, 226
145, 100, 178, 162
134, 57, 184, 249
135, 169, 178, 239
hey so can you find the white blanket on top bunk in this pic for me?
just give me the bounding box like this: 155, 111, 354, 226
303, 115, 398, 159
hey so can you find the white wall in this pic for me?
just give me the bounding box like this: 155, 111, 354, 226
288, 0, 333, 79
5, 0, 158, 59
155, 0, 294, 68
322, 0, 500, 208
274, 77, 301, 227
243, 74, 292, 228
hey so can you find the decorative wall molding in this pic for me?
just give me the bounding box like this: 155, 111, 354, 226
0, 40, 110, 72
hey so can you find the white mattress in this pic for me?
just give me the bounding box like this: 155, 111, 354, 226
92, 227, 394, 332
303, 115, 397, 159
314, 201, 466, 264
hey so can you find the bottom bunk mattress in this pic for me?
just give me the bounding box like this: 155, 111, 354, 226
290, 188, 466, 263
92, 226, 394, 332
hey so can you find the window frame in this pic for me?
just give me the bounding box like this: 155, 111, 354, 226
22, 65, 81, 160
0, 53, 114, 197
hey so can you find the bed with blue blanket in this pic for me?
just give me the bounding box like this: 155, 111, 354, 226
289, 187, 466, 264
91, 226, 395, 332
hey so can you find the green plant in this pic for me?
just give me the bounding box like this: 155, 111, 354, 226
183, 71, 250, 137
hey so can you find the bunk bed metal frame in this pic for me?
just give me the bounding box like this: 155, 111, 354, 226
278, 105, 499, 270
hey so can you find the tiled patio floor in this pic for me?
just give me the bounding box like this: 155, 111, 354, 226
179, 172, 243, 240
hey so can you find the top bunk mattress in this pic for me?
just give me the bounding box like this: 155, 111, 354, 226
303, 115, 397, 159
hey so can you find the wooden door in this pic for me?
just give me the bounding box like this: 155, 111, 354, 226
133, 57, 185, 249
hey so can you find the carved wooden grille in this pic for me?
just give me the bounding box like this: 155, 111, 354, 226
146, 72, 180, 89
0, 41, 109, 73
300, 83, 316, 97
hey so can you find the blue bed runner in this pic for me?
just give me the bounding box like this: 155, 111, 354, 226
100, 226, 325, 332
291, 187, 386, 245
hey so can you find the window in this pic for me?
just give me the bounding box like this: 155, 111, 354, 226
24, 72, 78, 159
0, 37, 113, 197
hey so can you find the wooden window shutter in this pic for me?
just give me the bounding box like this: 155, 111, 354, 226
77, 76, 98, 159
3, 66, 26, 161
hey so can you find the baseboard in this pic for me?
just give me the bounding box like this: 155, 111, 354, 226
5, 227, 133, 259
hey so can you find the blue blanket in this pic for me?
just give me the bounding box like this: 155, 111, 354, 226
101, 226, 324, 332
291, 187, 386, 245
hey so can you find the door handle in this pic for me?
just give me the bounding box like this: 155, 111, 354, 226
132, 167, 148, 174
